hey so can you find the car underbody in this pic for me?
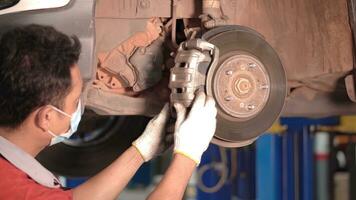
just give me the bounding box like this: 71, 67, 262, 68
87, 0, 355, 146
0, 0, 355, 176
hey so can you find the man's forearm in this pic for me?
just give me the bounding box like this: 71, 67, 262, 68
147, 154, 196, 200
73, 146, 144, 200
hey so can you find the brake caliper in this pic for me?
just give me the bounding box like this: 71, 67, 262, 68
169, 39, 219, 107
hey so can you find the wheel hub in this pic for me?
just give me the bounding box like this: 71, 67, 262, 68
214, 54, 270, 119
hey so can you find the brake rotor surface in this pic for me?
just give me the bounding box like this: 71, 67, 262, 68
202, 26, 287, 147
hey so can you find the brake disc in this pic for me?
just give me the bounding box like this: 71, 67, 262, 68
203, 26, 287, 147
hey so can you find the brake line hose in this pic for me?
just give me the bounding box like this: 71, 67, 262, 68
196, 147, 229, 193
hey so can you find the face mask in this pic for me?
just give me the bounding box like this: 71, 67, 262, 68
47, 100, 82, 145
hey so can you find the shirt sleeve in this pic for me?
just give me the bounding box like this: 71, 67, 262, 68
0, 157, 73, 200
18, 183, 73, 200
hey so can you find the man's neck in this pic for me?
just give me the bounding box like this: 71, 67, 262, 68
0, 127, 46, 157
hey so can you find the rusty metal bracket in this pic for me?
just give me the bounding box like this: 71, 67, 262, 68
169, 38, 219, 107
201, 0, 228, 29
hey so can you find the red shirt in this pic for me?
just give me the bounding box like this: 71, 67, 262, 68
0, 156, 73, 200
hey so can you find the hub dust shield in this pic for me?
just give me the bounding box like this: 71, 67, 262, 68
170, 25, 287, 147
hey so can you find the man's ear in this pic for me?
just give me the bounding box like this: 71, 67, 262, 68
35, 106, 53, 132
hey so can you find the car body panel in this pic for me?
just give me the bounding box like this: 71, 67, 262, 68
0, 0, 95, 82
0, 0, 71, 15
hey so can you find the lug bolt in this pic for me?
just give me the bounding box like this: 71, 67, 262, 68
240, 103, 245, 108
224, 96, 233, 101
225, 70, 233, 75
260, 84, 269, 90
246, 104, 255, 110
248, 63, 257, 68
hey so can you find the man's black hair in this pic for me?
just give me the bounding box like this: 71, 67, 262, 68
0, 24, 81, 128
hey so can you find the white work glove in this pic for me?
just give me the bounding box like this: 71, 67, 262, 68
132, 103, 170, 162
173, 92, 218, 165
